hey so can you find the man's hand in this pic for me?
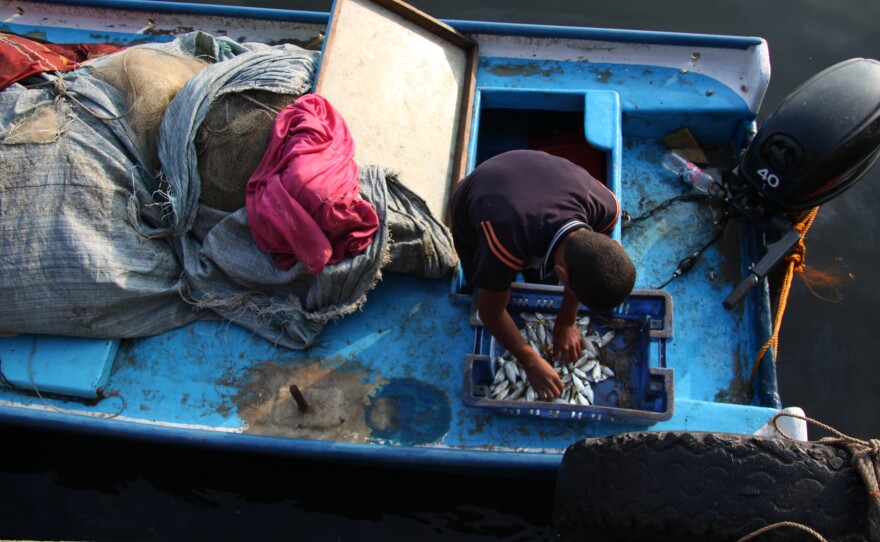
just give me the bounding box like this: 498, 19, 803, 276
553, 321, 585, 364
477, 288, 563, 399
552, 285, 585, 364
519, 351, 564, 400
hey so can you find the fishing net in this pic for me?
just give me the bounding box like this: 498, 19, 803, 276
0, 101, 63, 144
88, 47, 209, 176
196, 89, 298, 212
158, 43, 317, 235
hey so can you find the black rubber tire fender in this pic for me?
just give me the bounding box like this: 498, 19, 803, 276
552, 431, 870, 542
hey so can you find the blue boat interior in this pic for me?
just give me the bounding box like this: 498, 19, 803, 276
0, 6, 783, 473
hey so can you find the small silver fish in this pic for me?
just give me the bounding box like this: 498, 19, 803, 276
581, 380, 595, 403
493, 312, 624, 405
574, 355, 591, 370
572, 374, 591, 399
536, 322, 547, 345
564, 386, 575, 402
491, 380, 509, 396
526, 325, 538, 344
591, 362, 603, 382
509, 386, 525, 401
582, 337, 599, 359
503, 361, 519, 384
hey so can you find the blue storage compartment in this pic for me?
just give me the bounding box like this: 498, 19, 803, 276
463, 284, 674, 425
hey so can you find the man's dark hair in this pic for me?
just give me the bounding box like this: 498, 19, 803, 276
564, 229, 636, 313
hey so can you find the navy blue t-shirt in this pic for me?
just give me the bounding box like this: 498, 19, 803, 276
450, 149, 620, 292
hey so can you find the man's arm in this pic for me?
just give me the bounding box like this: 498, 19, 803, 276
477, 288, 563, 400
553, 286, 586, 364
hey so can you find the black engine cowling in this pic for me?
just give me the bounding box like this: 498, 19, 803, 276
737, 57, 880, 212
723, 58, 880, 309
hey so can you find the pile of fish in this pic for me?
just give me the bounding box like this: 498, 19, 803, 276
490, 312, 616, 405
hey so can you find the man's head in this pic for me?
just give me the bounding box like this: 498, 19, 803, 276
555, 229, 636, 313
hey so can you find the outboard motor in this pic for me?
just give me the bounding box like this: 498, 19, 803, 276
723, 58, 880, 309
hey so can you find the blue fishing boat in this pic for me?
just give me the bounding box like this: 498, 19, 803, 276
2, 0, 878, 538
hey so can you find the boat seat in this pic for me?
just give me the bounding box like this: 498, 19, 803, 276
0, 335, 119, 400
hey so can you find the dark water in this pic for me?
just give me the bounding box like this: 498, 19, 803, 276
2, 1, 880, 540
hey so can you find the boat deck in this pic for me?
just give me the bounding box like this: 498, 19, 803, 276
0, 0, 786, 477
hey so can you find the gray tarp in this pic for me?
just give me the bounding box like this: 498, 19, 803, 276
0, 72, 199, 337
0, 32, 457, 347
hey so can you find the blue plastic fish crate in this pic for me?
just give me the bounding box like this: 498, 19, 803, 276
462, 284, 674, 425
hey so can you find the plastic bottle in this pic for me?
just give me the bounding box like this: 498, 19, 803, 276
660, 150, 719, 194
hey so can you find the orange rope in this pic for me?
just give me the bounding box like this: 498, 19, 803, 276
747, 207, 820, 396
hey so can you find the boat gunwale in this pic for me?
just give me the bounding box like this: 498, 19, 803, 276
0, 401, 563, 479
11, 0, 766, 50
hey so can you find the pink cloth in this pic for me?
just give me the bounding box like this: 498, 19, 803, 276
245, 94, 379, 274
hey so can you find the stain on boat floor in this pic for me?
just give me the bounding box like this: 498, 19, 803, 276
233, 360, 451, 445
